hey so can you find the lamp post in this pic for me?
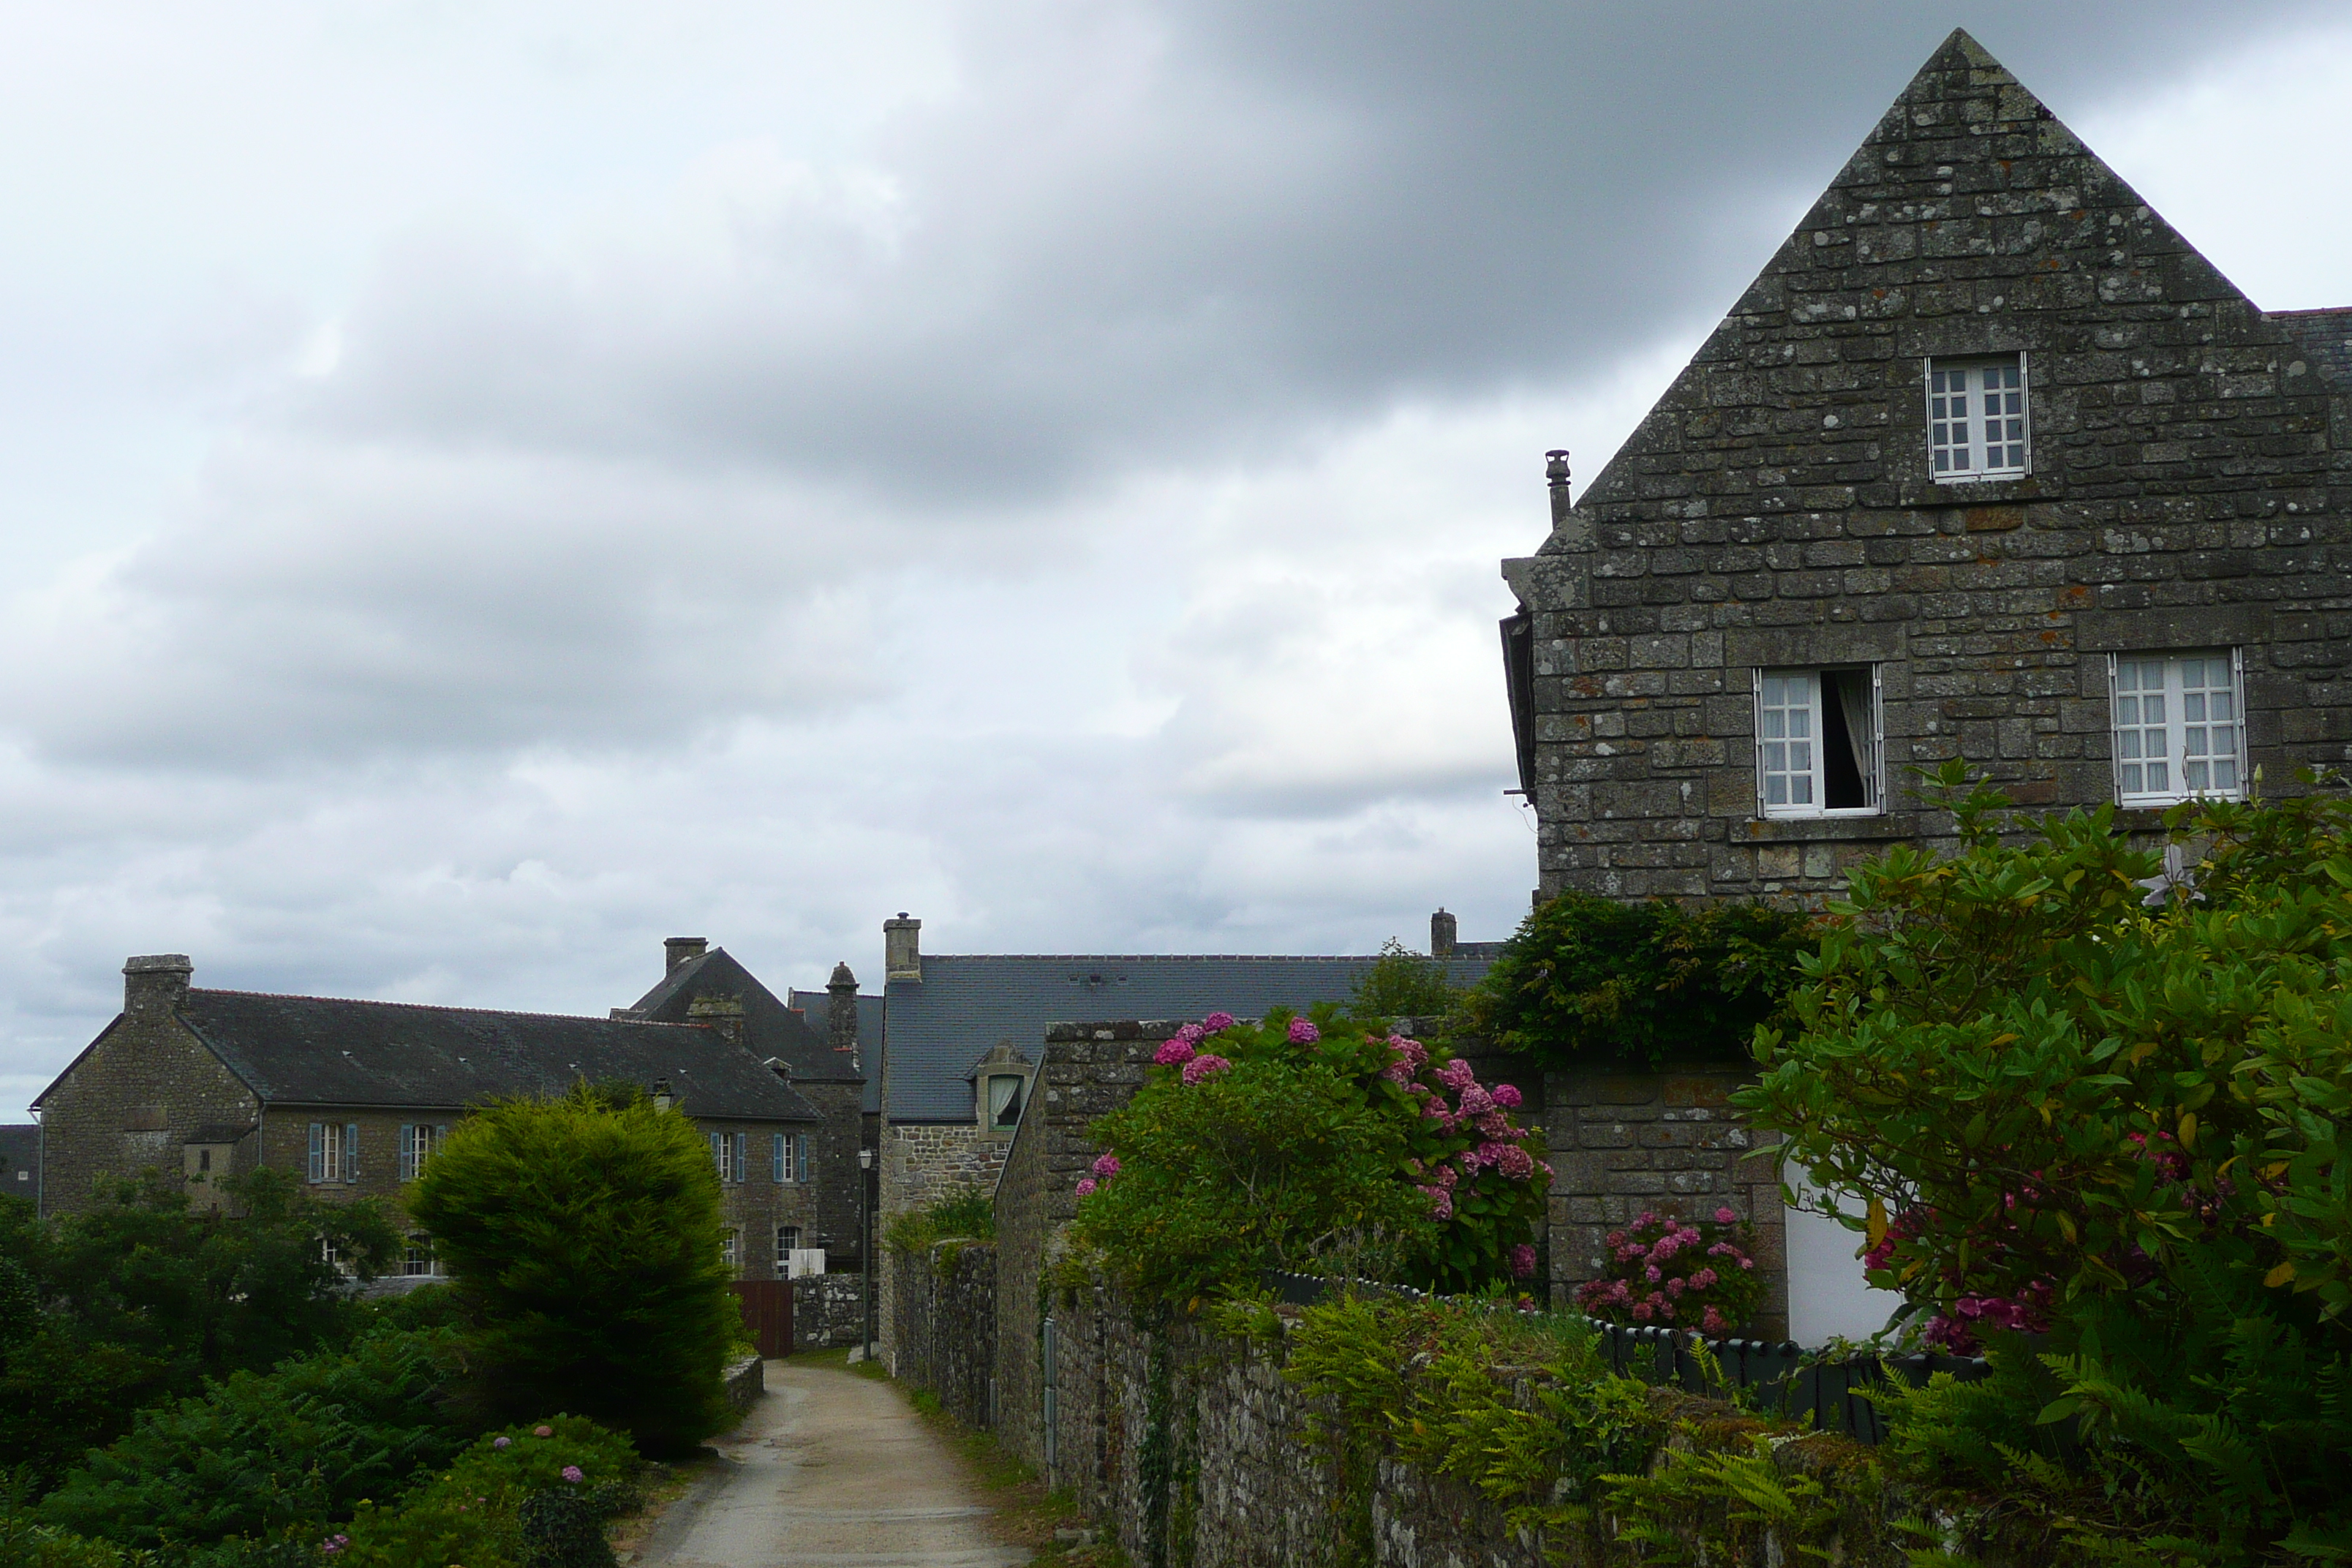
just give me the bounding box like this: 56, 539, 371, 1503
857, 1146, 875, 1360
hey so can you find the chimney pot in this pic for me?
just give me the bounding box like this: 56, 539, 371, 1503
123, 954, 193, 1019
1545, 448, 1574, 531
1430, 909, 1458, 959
665, 936, 709, 973
883, 915, 921, 984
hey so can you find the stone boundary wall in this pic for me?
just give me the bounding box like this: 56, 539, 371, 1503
793, 1273, 865, 1351
1544, 1065, 1789, 1340
1041, 1284, 2004, 1568
722, 1354, 764, 1418
891, 1240, 998, 1431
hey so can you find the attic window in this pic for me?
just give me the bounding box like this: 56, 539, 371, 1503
1927, 354, 2029, 480
986, 1074, 1024, 1130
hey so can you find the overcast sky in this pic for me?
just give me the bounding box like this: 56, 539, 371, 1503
5, 1, 2350, 1108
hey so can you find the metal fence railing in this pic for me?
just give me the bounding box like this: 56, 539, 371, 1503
1260, 1272, 1990, 1445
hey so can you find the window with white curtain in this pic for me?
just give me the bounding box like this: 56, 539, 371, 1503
1754, 668, 1883, 818
1928, 354, 2029, 480
2111, 651, 2244, 807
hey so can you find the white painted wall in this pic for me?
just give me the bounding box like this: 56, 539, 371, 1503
1783, 1175, 1908, 1346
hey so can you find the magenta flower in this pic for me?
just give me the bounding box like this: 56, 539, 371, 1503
1286, 1017, 1320, 1044
1490, 1083, 1522, 1109
1074, 1177, 1097, 1197
1091, 1152, 1120, 1179
1702, 1306, 1727, 1334
1202, 1012, 1237, 1032
1645, 1264, 1662, 1283
1172, 1022, 1206, 1046
1631, 1299, 1655, 1322
494, 1436, 512, 1450
1433, 1163, 1458, 1188
562, 1466, 584, 1483
1457, 1085, 1495, 1117
1425, 1188, 1454, 1221
1435, 1058, 1476, 1091
1388, 1036, 1428, 1069
1153, 1039, 1197, 1067
1508, 1243, 1537, 1278
1715, 1206, 1737, 1224
1496, 1145, 1535, 1181
533, 1425, 554, 1438
1381, 1060, 1417, 1084
1180, 1053, 1231, 1085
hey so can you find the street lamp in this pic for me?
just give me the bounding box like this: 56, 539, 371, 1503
857, 1147, 875, 1360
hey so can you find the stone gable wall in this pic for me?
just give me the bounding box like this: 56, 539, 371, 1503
35, 1017, 258, 1216
1509, 34, 2352, 904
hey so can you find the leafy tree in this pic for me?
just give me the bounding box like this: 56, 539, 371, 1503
1460, 892, 1813, 1068
407, 1083, 737, 1456
1737, 764, 2352, 1561
0, 1170, 399, 1492
1067, 1009, 1548, 1303
1346, 939, 1465, 1024
885, 1185, 995, 1256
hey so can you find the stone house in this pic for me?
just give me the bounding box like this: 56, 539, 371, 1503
872, 913, 1493, 1363
31, 954, 825, 1281
613, 938, 872, 1268
0, 1123, 36, 1204
1498, 29, 2352, 1338
1501, 28, 2352, 908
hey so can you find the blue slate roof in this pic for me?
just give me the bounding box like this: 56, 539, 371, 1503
785, 990, 886, 1115
881, 953, 1491, 1123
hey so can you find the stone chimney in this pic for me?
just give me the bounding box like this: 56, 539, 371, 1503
1546, 449, 1572, 532
687, 993, 745, 1047
123, 954, 193, 1022
883, 914, 921, 984
665, 936, 709, 973
1430, 909, 1458, 959
827, 962, 860, 1063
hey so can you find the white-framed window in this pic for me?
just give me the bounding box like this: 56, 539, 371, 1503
720, 1229, 739, 1275
308, 1122, 359, 1184
396, 1123, 448, 1183
2111, 651, 2245, 806
985, 1074, 1025, 1131
1927, 354, 2029, 480
775, 1225, 802, 1279
772, 1131, 799, 1184
709, 1129, 747, 1183
1754, 667, 1882, 818
402, 1237, 437, 1277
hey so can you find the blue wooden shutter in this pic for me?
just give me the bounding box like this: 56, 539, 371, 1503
796, 1132, 810, 1185
398, 1125, 415, 1182
344, 1123, 360, 1183
732, 1132, 746, 1184
772, 1133, 785, 1183
308, 1123, 324, 1183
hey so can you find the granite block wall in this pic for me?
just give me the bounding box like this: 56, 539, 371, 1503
1504, 31, 2352, 905
878, 1120, 1009, 1362
794, 1273, 866, 1351
1540, 1066, 1787, 1341
889, 1241, 998, 1431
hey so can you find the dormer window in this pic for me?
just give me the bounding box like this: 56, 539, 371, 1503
1928, 354, 2029, 480
986, 1074, 1024, 1130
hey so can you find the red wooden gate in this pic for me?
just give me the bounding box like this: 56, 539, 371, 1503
730, 1280, 794, 1358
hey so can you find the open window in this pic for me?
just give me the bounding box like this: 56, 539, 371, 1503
2111, 651, 2244, 806
1754, 667, 1882, 818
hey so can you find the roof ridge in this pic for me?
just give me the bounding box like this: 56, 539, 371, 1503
186, 987, 709, 1032
922, 953, 1390, 962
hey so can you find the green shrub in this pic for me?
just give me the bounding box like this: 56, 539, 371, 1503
337, 1414, 639, 1568
1460, 892, 1813, 1068
1736, 766, 2352, 1561
1066, 1009, 1548, 1303
885, 1186, 995, 1256
37, 1326, 462, 1553
407, 1083, 738, 1456
0, 1170, 401, 1492
1345, 939, 1465, 1024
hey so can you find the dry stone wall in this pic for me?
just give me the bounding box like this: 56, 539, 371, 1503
889, 1240, 998, 1431
793, 1273, 865, 1351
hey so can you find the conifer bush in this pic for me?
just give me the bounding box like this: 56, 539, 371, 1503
407, 1084, 737, 1455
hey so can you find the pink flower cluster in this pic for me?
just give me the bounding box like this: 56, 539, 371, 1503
1076, 1149, 1122, 1199
562, 1465, 585, 1483
1575, 1208, 1762, 1333
1288, 1016, 1320, 1044
1181, 1052, 1232, 1085
1924, 1290, 2051, 1354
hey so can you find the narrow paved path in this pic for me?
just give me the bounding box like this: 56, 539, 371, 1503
637, 1360, 1027, 1568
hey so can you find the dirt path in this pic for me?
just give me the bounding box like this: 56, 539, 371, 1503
634, 1360, 1028, 1568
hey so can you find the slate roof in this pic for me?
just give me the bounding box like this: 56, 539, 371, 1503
2269, 308, 2352, 388
626, 949, 864, 1086
0, 1124, 37, 1196
157, 990, 821, 1122
881, 953, 1494, 1123
785, 989, 886, 1115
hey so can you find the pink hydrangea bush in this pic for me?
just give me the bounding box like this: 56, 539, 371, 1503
1573, 1207, 1765, 1335
1066, 1008, 1550, 1298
